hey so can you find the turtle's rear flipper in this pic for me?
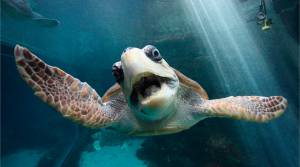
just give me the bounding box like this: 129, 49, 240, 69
14, 45, 123, 128
198, 96, 287, 122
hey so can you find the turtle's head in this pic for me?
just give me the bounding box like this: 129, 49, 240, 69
113, 45, 179, 121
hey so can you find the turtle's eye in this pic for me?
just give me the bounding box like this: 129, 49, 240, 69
143, 45, 162, 62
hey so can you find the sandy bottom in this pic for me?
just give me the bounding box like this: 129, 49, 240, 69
1, 149, 46, 167
79, 139, 146, 167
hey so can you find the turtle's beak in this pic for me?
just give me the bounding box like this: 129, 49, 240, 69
121, 48, 175, 91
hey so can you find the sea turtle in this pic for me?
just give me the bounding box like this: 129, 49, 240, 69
14, 44, 287, 136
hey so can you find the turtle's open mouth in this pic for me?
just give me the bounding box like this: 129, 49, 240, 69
130, 74, 174, 105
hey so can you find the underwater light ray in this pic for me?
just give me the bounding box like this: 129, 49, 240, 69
190, 0, 258, 92
209, 0, 261, 92
187, 0, 230, 92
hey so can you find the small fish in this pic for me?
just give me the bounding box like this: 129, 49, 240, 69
2, 0, 60, 26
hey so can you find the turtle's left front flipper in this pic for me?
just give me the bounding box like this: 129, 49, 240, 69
14, 45, 125, 128
197, 96, 287, 122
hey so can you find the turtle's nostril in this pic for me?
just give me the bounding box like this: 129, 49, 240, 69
123, 47, 133, 53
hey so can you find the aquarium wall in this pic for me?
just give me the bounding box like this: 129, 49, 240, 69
1, 0, 299, 167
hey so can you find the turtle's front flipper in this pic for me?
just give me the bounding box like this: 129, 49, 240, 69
14, 45, 124, 128
197, 96, 287, 122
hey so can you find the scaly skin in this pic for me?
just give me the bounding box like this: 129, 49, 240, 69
197, 96, 287, 122
14, 45, 121, 128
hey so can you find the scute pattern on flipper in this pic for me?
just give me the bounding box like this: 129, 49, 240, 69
198, 96, 287, 122
14, 45, 120, 128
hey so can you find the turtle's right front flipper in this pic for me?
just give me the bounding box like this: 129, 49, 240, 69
14, 45, 123, 128
197, 96, 287, 122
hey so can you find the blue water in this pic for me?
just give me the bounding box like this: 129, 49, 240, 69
1, 0, 299, 167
